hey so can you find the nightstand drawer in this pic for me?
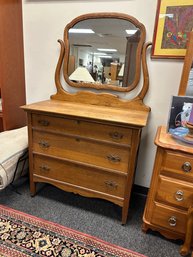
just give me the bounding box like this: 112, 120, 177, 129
32, 131, 130, 173
162, 151, 193, 181
156, 176, 193, 209
32, 114, 132, 145
152, 203, 187, 234
33, 155, 126, 198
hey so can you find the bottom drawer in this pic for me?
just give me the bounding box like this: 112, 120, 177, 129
151, 203, 187, 234
33, 155, 126, 198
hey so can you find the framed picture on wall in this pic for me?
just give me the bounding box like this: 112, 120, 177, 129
152, 0, 193, 59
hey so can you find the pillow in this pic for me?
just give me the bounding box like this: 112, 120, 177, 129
0, 126, 28, 190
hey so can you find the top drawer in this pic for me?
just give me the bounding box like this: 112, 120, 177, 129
161, 150, 193, 182
32, 114, 132, 145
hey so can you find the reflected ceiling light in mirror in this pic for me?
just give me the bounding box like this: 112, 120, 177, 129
97, 48, 117, 52
126, 29, 138, 35
69, 28, 95, 34
69, 67, 95, 83
99, 55, 112, 58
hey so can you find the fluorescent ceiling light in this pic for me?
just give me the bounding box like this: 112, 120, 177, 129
69, 28, 95, 34
97, 48, 117, 52
98, 55, 112, 58
93, 52, 107, 55
126, 29, 138, 35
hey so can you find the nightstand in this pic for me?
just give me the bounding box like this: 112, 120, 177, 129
142, 126, 193, 255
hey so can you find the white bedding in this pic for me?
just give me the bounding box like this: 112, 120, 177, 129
0, 126, 28, 190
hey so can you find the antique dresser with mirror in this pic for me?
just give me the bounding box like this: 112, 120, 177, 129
143, 32, 193, 255
22, 13, 151, 224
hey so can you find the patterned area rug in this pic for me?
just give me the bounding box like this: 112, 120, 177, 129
0, 204, 147, 257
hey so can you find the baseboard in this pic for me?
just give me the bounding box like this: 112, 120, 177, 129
132, 184, 148, 197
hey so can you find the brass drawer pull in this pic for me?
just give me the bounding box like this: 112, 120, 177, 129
182, 162, 192, 173
38, 141, 50, 148
168, 216, 177, 227
38, 120, 50, 126
104, 180, 118, 189
107, 154, 121, 163
109, 131, 123, 140
39, 165, 50, 173
175, 190, 184, 201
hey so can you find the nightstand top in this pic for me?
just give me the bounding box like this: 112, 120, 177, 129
155, 126, 193, 154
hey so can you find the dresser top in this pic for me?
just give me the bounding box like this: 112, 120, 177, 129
155, 126, 193, 154
22, 99, 149, 127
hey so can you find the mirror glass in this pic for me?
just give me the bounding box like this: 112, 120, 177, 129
63, 14, 145, 92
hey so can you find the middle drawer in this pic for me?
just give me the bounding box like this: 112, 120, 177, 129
32, 130, 130, 173
33, 154, 127, 198
156, 176, 193, 210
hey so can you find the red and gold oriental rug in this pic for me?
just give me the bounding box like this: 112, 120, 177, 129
0, 204, 147, 257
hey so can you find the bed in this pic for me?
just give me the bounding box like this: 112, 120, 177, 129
0, 126, 28, 190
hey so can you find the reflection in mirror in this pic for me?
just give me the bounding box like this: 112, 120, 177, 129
68, 18, 139, 87
64, 14, 146, 92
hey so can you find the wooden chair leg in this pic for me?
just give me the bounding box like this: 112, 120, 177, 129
180, 206, 193, 256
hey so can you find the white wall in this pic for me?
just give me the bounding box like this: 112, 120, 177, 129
22, 0, 183, 188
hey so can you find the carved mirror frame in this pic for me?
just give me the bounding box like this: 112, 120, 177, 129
52, 13, 151, 111
62, 12, 146, 92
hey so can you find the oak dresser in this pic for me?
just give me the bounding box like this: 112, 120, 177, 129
23, 99, 149, 224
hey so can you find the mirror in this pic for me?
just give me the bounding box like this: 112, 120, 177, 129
63, 13, 146, 92
178, 31, 193, 96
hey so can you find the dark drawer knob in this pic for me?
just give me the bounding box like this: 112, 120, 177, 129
39, 165, 50, 173
168, 216, 177, 227
182, 162, 192, 173
104, 180, 118, 189
107, 154, 121, 163
38, 120, 50, 126
38, 141, 50, 148
175, 190, 184, 201
109, 131, 123, 141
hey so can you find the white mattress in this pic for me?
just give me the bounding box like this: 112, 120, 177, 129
0, 126, 28, 190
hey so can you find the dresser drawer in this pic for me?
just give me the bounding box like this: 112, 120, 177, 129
151, 203, 187, 234
32, 131, 130, 173
162, 150, 193, 181
33, 155, 126, 198
156, 176, 193, 209
32, 114, 132, 145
